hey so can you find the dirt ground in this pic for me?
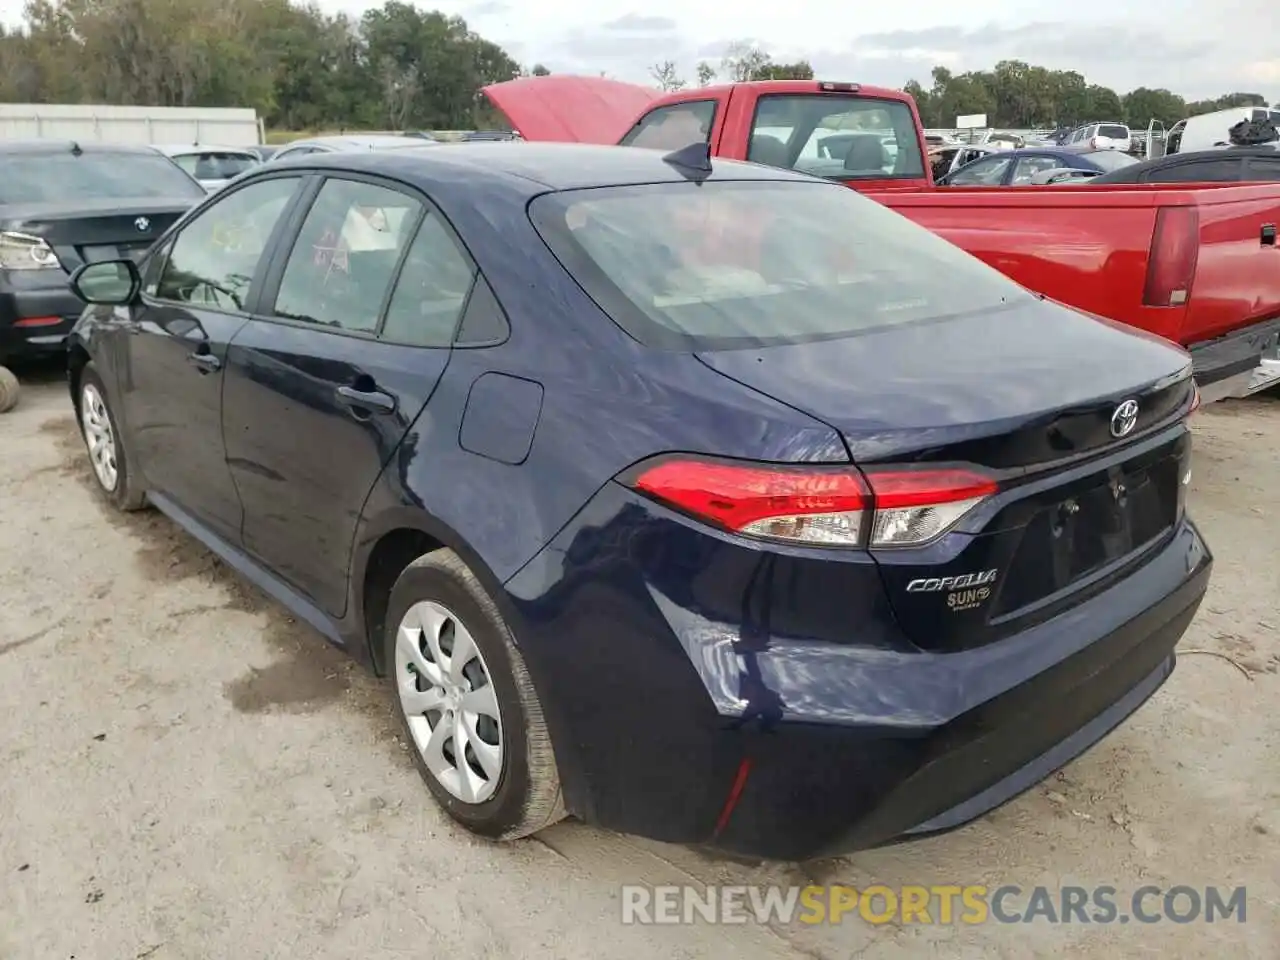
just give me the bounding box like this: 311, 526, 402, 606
1, 366, 1277, 960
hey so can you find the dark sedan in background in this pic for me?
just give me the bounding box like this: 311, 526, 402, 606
0, 140, 205, 375
939, 146, 1139, 185
65, 142, 1208, 860
1089, 146, 1280, 184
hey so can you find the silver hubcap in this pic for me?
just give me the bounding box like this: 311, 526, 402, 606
395, 600, 504, 804
80, 383, 118, 492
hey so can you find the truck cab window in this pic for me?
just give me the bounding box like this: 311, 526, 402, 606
748, 95, 925, 180
619, 101, 716, 151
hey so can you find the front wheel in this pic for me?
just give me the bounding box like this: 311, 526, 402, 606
385, 549, 564, 839
77, 364, 146, 511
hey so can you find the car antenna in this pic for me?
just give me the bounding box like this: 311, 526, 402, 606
70, 140, 83, 156
661, 141, 712, 182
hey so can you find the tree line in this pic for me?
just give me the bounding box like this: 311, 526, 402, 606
0, 1, 1268, 134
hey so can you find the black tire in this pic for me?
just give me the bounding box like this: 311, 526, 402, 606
77, 363, 147, 511
0, 365, 18, 413
384, 548, 564, 839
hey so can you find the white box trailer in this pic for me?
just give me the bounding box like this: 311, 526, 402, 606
0, 103, 264, 146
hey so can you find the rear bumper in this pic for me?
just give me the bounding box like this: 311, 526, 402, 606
505, 484, 1212, 861
1187, 316, 1280, 401
0, 271, 82, 361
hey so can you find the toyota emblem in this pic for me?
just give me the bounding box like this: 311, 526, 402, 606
134, 216, 151, 232
1110, 399, 1139, 439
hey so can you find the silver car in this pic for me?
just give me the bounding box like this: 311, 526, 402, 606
151, 144, 262, 193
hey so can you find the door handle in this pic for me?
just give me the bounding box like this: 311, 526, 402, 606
335, 385, 396, 415
187, 351, 221, 373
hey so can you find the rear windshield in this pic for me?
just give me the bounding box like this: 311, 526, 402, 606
748, 95, 926, 180
1083, 149, 1139, 171
172, 152, 259, 180
0, 152, 205, 203
529, 179, 1029, 350
1098, 125, 1130, 140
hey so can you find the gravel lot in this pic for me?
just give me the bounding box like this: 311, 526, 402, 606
1, 366, 1277, 960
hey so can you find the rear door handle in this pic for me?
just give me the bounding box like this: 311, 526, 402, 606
187, 351, 221, 373
335, 385, 396, 415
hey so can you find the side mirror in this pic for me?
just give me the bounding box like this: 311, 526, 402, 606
70, 258, 141, 306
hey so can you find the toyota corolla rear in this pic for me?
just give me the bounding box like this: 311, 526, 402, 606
509, 172, 1210, 861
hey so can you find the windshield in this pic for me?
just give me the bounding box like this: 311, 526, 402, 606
1098, 125, 1129, 140
0, 152, 205, 203
1082, 149, 1139, 171
748, 95, 926, 180
530, 179, 1029, 350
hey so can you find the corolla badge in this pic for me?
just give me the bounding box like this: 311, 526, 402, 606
134, 216, 151, 232
1110, 399, 1139, 439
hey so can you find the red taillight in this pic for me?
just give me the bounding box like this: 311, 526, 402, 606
627, 458, 997, 548
13, 315, 62, 328
1143, 206, 1199, 307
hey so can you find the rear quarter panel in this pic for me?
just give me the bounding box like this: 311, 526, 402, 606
873, 183, 1280, 346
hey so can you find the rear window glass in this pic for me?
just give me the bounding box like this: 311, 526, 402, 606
0, 152, 205, 202
747, 95, 925, 180
1082, 149, 1139, 171
1098, 125, 1130, 140
174, 152, 259, 180
529, 179, 1028, 351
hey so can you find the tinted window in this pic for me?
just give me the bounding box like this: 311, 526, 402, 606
948, 156, 1012, 185
0, 152, 205, 202
272, 178, 422, 334
380, 213, 477, 347
154, 177, 300, 311
1099, 125, 1129, 140
1080, 149, 1139, 171
454, 275, 510, 345
1245, 157, 1280, 180
1011, 155, 1066, 184
748, 95, 925, 179
1146, 158, 1244, 182
619, 101, 716, 151
529, 179, 1028, 350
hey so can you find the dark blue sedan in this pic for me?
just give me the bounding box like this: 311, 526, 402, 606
64, 142, 1209, 860
939, 146, 1139, 185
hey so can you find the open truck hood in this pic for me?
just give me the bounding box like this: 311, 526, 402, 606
482, 76, 661, 144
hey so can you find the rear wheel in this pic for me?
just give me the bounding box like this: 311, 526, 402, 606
385, 549, 564, 839
77, 364, 146, 511
0, 365, 18, 413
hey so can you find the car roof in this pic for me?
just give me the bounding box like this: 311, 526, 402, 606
275, 141, 823, 192
152, 144, 260, 156
0, 139, 170, 157
284, 134, 431, 150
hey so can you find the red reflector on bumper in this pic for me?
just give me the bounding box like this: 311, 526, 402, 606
13, 315, 64, 328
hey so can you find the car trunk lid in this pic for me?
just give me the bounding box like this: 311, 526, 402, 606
697, 297, 1196, 651
2, 198, 195, 271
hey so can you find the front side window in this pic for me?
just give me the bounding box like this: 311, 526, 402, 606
947, 156, 1012, 185
380, 213, 477, 347
747, 95, 925, 180
530, 179, 1028, 351
1011, 156, 1065, 184
154, 176, 301, 311
619, 101, 717, 151
0, 152, 206, 203
271, 178, 422, 334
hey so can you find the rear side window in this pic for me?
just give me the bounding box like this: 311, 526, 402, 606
530, 179, 1027, 351
1145, 158, 1244, 182
271, 178, 422, 334
380, 213, 478, 347
1099, 125, 1129, 140
747, 95, 925, 179
619, 101, 716, 151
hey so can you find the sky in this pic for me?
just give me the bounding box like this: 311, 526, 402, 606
1, 0, 1275, 102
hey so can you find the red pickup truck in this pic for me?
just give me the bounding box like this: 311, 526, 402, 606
484, 76, 1280, 401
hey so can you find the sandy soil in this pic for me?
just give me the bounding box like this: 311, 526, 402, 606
1, 367, 1277, 959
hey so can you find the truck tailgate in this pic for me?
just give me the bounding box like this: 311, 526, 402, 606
873, 182, 1280, 348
